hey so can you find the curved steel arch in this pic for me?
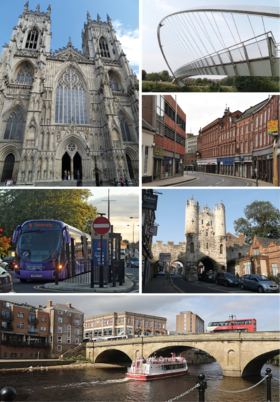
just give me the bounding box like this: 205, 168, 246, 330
157, 6, 280, 83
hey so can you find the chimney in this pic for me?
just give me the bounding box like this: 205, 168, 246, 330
238, 233, 245, 245
66, 302, 71, 308
46, 300, 52, 308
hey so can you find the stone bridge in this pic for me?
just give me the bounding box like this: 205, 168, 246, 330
85, 332, 280, 377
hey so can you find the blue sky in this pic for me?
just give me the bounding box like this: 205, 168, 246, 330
0, 0, 139, 75
152, 189, 280, 244
1, 295, 279, 331
142, 0, 280, 75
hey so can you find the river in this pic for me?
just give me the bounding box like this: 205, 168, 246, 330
1, 362, 279, 401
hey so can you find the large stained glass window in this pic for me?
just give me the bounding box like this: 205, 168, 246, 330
4, 109, 24, 140
118, 113, 132, 142
55, 67, 87, 125
17, 65, 33, 84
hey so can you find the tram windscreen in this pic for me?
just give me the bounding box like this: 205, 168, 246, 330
19, 229, 61, 262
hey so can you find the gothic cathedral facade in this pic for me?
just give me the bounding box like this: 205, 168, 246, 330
0, 2, 139, 184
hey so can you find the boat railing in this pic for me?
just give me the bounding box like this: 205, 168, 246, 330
127, 367, 143, 374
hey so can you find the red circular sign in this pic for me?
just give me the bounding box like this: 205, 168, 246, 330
92, 217, 111, 235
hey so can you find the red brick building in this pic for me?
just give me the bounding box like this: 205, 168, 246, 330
0, 299, 50, 359
142, 95, 186, 182
239, 236, 280, 277
226, 233, 247, 248
197, 95, 279, 184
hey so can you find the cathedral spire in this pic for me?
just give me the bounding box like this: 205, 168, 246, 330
23, 1, 29, 13
36, 4, 40, 14
68, 37, 73, 48
47, 5, 51, 17
97, 13, 101, 23
87, 11, 91, 23
107, 14, 112, 27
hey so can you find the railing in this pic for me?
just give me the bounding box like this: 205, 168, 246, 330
61, 258, 125, 288
167, 369, 274, 402
27, 327, 38, 334
1, 314, 14, 322
1, 324, 14, 331
28, 317, 38, 325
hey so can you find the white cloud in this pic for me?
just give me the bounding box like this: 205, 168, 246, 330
112, 19, 139, 69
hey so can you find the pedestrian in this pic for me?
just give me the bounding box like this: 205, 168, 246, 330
68, 170, 70, 180
125, 175, 129, 186
114, 177, 118, 186
100, 177, 103, 186
120, 176, 124, 186
64, 170, 67, 180
77, 170, 80, 180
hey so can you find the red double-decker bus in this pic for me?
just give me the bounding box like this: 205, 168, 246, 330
207, 318, 257, 333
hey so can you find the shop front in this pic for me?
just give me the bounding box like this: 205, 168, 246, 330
252, 147, 274, 183
197, 159, 217, 173
234, 155, 252, 178
217, 157, 234, 176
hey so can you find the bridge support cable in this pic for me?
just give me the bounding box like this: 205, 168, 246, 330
222, 13, 245, 61
247, 15, 263, 58
164, 20, 191, 67
176, 15, 201, 61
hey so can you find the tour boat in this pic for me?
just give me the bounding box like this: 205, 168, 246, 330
127, 353, 188, 381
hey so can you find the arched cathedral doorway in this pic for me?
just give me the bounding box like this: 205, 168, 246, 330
62, 153, 71, 180
126, 154, 134, 179
73, 152, 82, 179
1, 154, 15, 182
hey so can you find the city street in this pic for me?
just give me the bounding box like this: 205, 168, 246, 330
171, 172, 256, 187
143, 274, 256, 294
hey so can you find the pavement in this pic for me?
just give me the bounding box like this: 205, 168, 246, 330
143, 172, 275, 187
143, 274, 180, 293
43, 275, 135, 293
0, 180, 138, 187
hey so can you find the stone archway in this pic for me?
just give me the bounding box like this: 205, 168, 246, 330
198, 256, 217, 272
62, 152, 71, 179
73, 152, 82, 179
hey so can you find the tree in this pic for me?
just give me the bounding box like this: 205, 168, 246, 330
0, 224, 11, 256
233, 77, 277, 92
0, 189, 98, 242
142, 70, 147, 81
161, 70, 170, 82
233, 201, 280, 244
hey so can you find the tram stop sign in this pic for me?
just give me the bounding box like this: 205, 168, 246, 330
92, 216, 111, 235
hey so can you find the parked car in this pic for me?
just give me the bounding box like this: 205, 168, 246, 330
0, 259, 8, 269
129, 257, 139, 268
200, 270, 217, 283
240, 274, 279, 293
0, 267, 13, 293
215, 272, 240, 287
2, 256, 16, 271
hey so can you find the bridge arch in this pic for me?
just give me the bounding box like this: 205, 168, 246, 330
95, 348, 132, 364
242, 349, 279, 377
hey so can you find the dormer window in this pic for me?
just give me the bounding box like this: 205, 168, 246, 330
99, 37, 110, 58
25, 29, 39, 49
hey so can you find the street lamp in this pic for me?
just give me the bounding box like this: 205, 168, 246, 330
127, 217, 139, 257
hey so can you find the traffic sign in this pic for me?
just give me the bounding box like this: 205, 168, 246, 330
93, 217, 110, 235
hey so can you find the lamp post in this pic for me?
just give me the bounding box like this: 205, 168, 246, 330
128, 216, 139, 257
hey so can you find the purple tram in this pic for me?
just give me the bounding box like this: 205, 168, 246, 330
12, 220, 91, 282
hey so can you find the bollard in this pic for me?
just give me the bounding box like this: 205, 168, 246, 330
197, 373, 207, 402
90, 259, 94, 288
266, 367, 272, 402
112, 261, 116, 287
0, 387, 16, 401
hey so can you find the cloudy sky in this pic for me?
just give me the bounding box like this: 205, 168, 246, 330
173, 93, 273, 136
0, 0, 139, 76
1, 294, 279, 332
88, 189, 139, 243
142, 0, 279, 76
152, 189, 280, 244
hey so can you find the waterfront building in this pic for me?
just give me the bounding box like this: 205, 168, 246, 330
0, 2, 139, 185
196, 96, 279, 184
142, 95, 186, 183
176, 311, 204, 334
0, 299, 49, 359
84, 311, 167, 338
44, 300, 84, 357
